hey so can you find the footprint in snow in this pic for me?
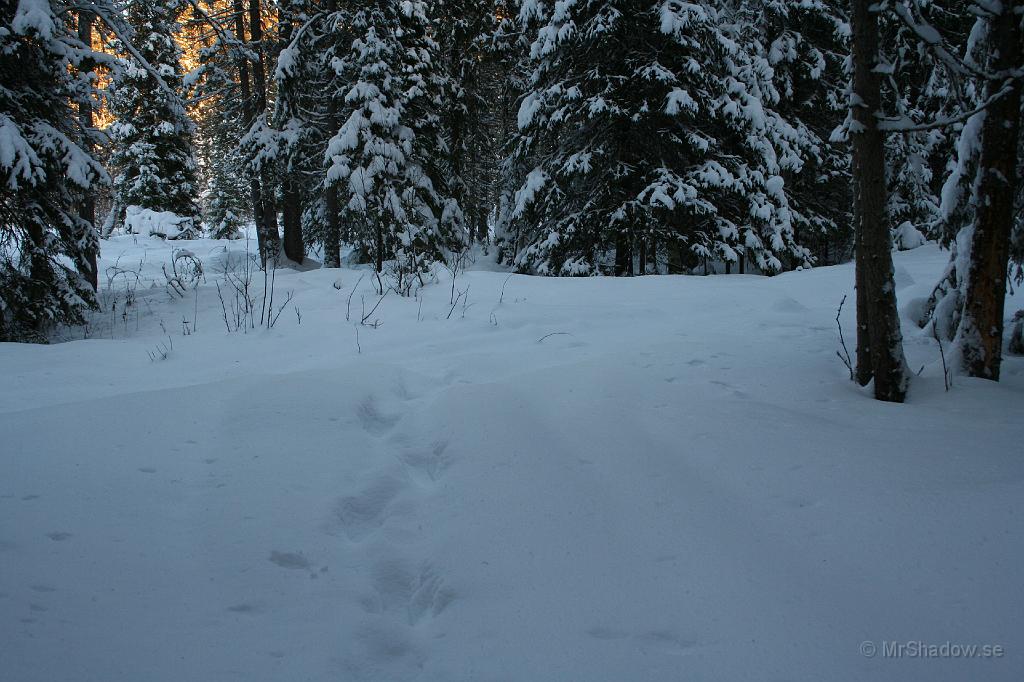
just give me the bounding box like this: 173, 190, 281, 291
331, 475, 405, 541
46, 532, 72, 542
268, 550, 311, 570
361, 558, 455, 626
356, 396, 401, 436
399, 438, 452, 484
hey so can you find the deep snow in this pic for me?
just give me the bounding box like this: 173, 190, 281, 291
1, 236, 1021, 681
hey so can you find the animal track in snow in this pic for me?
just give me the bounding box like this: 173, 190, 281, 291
332, 475, 405, 541
399, 438, 451, 484
362, 558, 455, 626
356, 396, 401, 436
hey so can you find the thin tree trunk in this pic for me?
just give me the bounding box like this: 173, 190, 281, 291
638, 237, 647, 274
850, 0, 909, 402
375, 219, 384, 273
615, 231, 632, 276
78, 11, 98, 291
324, 186, 341, 268
232, 0, 264, 260
958, 2, 1022, 380
321, 0, 341, 268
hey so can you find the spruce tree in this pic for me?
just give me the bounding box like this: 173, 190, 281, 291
510, 0, 820, 276
0, 0, 107, 340
325, 0, 461, 283
108, 0, 200, 234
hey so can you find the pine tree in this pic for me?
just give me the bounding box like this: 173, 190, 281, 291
1, 0, 107, 341
108, 0, 200, 235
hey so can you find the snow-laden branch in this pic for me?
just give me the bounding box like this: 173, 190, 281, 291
72, 0, 177, 98
877, 80, 1014, 133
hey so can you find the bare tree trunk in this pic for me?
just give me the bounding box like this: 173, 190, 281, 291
850, 0, 909, 402
958, 2, 1022, 380
78, 11, 98, 291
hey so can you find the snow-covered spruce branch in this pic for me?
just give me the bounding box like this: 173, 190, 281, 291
72, 1, 177, 99
877, 81, 1016, 134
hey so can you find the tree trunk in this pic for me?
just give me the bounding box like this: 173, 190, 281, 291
324, 185, 341, 268
638, 237, 647, 274
232, 0, 261, 253
958, 2, 1022, 380
281, 180, 304, 263
850, 0, 909, 402
232, 0, 276, 266
78, 11, 98, 291
615, 231, 633, 276
277, 2, 305, 264
248, 0, 280, 265
375, 219, 384, 273
322, 0, 341, 269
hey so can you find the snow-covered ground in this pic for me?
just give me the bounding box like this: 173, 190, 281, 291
1, 236, 1021, 682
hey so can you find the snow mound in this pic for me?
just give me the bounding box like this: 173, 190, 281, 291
894, 221, 928, 251
124, 206, 195, 240
771, 295, 808, 313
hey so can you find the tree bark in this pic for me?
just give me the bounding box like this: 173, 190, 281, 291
958, 2, 1022, 380
850, 0, 910, 402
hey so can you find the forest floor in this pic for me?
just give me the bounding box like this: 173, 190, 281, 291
1, 236, 1022, 681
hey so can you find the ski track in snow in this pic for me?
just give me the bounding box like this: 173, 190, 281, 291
0, 237, 1022, 681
